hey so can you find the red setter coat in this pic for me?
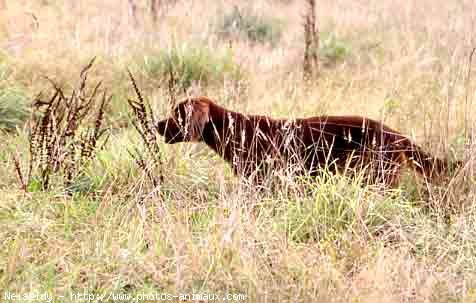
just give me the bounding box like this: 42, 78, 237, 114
156, 96, 453, 186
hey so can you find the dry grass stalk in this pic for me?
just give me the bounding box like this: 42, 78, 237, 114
167, 63, 179, 110
14, 58, 110, 192
12, 152, 27, 192
464, 47, 475, 139
303, 0, 320, 80
150, 0, 159, 24
127, 70, 164, 187
128, 0, 139, 27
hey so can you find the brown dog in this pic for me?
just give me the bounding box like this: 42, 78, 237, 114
156, 96, 454, 186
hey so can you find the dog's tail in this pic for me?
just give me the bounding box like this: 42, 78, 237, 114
402, 140, 461, 180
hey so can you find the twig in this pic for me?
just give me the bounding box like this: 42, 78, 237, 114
12, 153, 27, 192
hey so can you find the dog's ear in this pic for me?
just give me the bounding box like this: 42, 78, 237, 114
188, 100, 210, 141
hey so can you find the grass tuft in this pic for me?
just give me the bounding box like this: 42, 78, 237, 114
217, 6, 283, 46
274, 173, 415, 243
136, 45, 242, 91
0, 87, 28, 132
13, 58, 111, 193
127, 70, 164, 189
319, 32, 352, 66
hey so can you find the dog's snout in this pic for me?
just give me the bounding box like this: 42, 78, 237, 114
156, 118, 184, 144
156, 119, 168, 136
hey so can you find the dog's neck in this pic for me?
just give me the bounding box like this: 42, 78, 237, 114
200, 102, 246, 154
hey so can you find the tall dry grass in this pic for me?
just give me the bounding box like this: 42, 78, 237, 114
1, 0, 476, 302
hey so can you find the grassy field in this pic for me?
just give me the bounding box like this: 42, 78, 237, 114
1, 0, 476, 302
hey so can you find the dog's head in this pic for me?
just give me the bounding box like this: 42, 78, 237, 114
156, 97, 211, 144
